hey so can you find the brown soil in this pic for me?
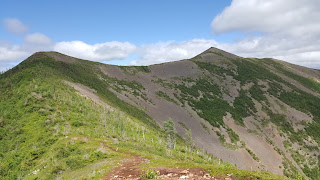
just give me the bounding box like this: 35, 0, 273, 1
151, 167, 232, 180
100, 142, 231, 180
103, 155, 145, 180
103, 159, 232, 180
99, 141, 145, 180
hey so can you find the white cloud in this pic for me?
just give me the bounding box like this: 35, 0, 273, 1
0, 33, 54, 63
54, 41, 136, 61
0, 63, 14, 72
129, 36, 320, 68
273, 51, 320, 69
0, 37, 135, 64
0, 43, 30, 62
0, 66, 7, 72
210, 0, 320, 69
2, 36, 319, 69
24, 33, 52, 45
4, 18, 28, 34
130, 39, 218, 65
1, 18, 136, 63
2, 2, 320, 70
211, 0, 320, 35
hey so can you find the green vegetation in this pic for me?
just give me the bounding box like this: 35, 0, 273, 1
282, 156, 301, 179
155, 90, 178, 105
261, 58, 320, 93
266, 80, 320, 145
226, 128, 240, 144
22, 53, 154, 126
246, 148, 260, 162
0, 66, 125, 179
269, 113, 295, 135
141, 169, 159, 179
152, 78, 174, 89
174, 77, 229, 127
265, 85, 320, 178
200, 122, 210, 134
219, 136, 241, 150
210, 51, 224, 57
192, 57, 320, 178
216, 127, 242, 150
193, 61, 232, 77
178, 121, 189, 130
192, 96, 229, 126
162, 118, 177, 149
0, 58, 224, 179
1, 51, 315, 179
119, 65, 151, 75
231, 89, 256, 126
184, 129, 194, 148
231, 58, 284, 85
184, 60, 267, 126
249, 84, 267, 102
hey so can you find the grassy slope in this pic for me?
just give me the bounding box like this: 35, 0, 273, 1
0, 53, 289, 179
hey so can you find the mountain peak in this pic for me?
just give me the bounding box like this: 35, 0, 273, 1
200, 47, 239, 59
25, 51, 77, 64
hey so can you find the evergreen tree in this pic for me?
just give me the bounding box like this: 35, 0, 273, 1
162, 118, 176, 149
185, 129, 194, 149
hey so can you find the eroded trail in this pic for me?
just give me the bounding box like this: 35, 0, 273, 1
100, 142, 146, 180
100, 142, 232, 180
103, 155, 146, 180
68, 136, 233, 179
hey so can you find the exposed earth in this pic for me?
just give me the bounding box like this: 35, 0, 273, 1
101, 142, 231, 180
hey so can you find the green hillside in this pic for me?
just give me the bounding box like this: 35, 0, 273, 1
0, 50, 318, 179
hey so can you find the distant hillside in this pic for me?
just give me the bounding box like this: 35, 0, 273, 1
1, 48, 319, 179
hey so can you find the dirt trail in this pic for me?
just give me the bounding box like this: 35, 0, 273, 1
103, 155, 145, 180
100, 142, 231, 180
153, 167, 229, 180
100, 142, 145, 180
103, 157, 226, 180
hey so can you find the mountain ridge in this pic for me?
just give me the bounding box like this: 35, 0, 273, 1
1, 47, 319, 179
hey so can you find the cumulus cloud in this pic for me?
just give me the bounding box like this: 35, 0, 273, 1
0, 38, 136, 64
2, 2, 320, 70
126, 0, 320, 68
24, 33, 52, 45
0, 42, 30, 62
4, 18, 29, 34
210, 0, 320, 69
0, 18, 136, 64
54, 41, 136, 61
0, 33, 54, 63
216, 36, 320, 68
211, 0, 320, 35
130, 39, 218, 65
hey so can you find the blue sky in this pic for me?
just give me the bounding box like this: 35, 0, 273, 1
1, 0, 233, 44
1, 0, 320, 70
